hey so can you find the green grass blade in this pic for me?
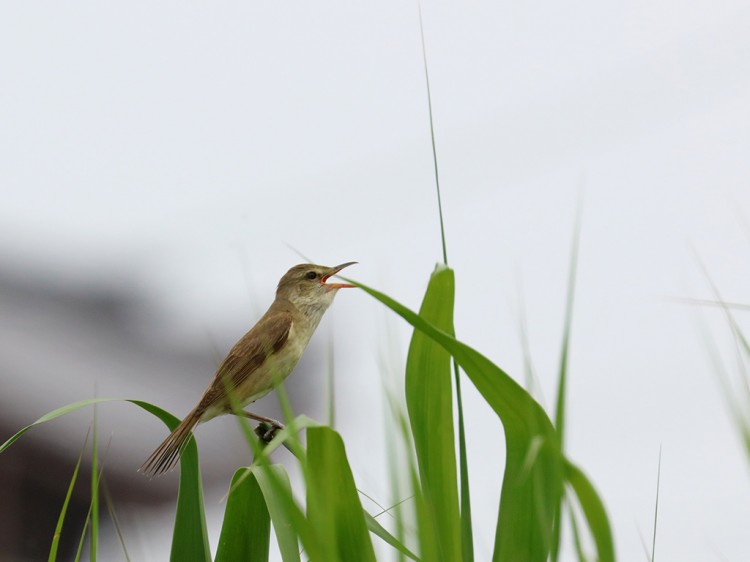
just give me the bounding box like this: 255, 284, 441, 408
412, 477, 438, 561
418, 8, 473, 551
454, 361, 474, 562
567, 503, 587, 562
215, 468, 271, 562
306, 426, 376, 562
252, 465, 301, 562
346, 275, 563, 561
552, 208, 582, 561
554, 208, 582, 447
74, 504, 91, 562
364, 511, 420, 561
405, 265, 461, 561
564, 459, 615, 562
134, 401, 210, 562
48, 429, 90, 562
0, 398, 123, 453
75, 450, 106, 562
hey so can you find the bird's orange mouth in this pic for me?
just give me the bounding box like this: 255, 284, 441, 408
322, 261, 357, 290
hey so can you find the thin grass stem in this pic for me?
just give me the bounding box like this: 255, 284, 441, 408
651, 446, 662, 562
418, 2, 447, 265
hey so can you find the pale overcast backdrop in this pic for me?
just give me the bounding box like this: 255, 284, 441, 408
2, 2, 750, 561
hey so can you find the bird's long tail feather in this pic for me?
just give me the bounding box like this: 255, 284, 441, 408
140, 410, 201, 477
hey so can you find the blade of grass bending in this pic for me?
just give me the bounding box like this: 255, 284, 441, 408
48, 428, 90, 562
372, 495, 414, 518
344, 274, 563, 562
358, 488, 394, 521
2, 399, 211, 561
552, 204, 582, 562
365, 511, 420, 561
0, 398, 122, 454
563, 459, 615, 562
306, 426, 376, 562
215, 468, 271, 562
361, 491, 422, 560
405, 265, 461, 561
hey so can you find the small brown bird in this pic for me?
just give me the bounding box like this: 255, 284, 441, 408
141, 262, 356, 476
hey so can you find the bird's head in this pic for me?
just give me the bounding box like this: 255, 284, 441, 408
277, 262, 356, 316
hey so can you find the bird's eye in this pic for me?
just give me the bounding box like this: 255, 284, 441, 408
306, 271, 317, 280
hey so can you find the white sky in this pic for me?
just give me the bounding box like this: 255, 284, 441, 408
3, 2, 750, 560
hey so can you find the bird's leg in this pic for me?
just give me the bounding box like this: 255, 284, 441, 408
238, 411, 284, 443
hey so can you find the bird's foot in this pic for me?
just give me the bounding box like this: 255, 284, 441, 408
255, 420, 284, 443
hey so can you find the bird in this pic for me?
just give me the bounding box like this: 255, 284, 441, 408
140, 261, 356, 476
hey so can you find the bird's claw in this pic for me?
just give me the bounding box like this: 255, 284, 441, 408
255, 421, 284, 443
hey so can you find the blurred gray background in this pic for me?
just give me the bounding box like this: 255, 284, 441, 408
2, 1, 750, 560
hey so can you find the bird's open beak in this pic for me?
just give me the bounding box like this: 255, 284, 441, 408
321, 262, 357, 290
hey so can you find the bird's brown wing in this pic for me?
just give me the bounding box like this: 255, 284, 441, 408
197, 312, 293, 412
